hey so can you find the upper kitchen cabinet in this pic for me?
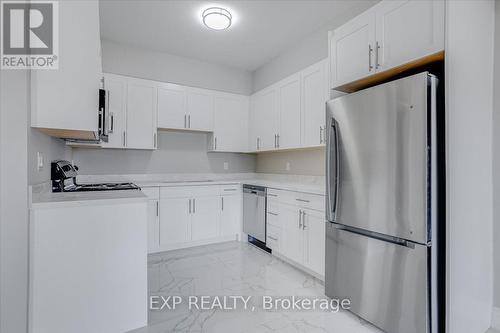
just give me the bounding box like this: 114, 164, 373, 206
31, 0, 101, 140
329, 9, 376, 88
301, 60, 328, 147
210, 94, 249, 152
157, 85, 214, 132
277, 73, 301, 149
157, 83, 187, 130
102, 74, 157, 150
375, 0, 444, 72
329, 0, 444, 91
186, 88, 214, 132
253, 88, 279, 151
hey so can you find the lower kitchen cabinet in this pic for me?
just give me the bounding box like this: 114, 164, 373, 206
150, 185, 241, 252
267, 196, 326, 278
191, 196, 219, 241
160, 197, 191, 246
219, 194, 241, 237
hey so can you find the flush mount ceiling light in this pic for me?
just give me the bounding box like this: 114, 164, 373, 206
202, 7, 232, 30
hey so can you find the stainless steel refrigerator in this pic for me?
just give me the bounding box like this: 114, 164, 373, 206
325, 72, 441, 333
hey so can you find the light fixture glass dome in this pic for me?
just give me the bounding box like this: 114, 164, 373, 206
202, 7, 232, 30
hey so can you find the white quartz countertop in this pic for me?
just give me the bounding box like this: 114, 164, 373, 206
136, 179, 325, 196
31, 189, 147, 209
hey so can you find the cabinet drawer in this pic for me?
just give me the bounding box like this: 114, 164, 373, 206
160, 185, 220, 199
266, 202, 281, 228
219, 184, 241, 195
141, 186, 159, 200
266, 224, 281, 252
267, 189, 324, 212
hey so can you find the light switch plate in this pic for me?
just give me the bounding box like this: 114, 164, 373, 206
223, 162, 229, 170
37, 152, 44, 171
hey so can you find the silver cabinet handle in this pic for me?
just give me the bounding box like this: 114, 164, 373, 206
154, 133, 157, 148
295, 198, 310, 203
257, 137, 260, 150
298, 209, 303, 229
188, 115, 191, 128
122, 131, 126, 147
375, 41, 380, 69
368, 44, 373, 71
108, 112, 114, 133
189, 199, 191, 214
221, 197, 224, 211
223, 188, 237, 191
267, 211, 278, 216
184, 114, 187, 128
302, 211, 307, 230
319, 126, 323, 144
274, 134, 277, 148
267, 193, 277, 197
214, 137, 217, 150
268, 235, 278, 241
156, 200, 159, 217
277, 134, 280, 148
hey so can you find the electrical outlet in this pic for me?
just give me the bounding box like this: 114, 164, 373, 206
286, 162, 291, 171
223, 162, 229, 170
37, 152, 44, 171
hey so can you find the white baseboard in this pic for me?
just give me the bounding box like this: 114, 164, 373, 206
491, 307, 500, 330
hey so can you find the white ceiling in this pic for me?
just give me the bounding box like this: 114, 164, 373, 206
100, 0, 377, 72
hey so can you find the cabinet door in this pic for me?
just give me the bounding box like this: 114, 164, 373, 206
248, 93, 262, 151
191, 196, 219, 241
303, 209, 325, 276
277, 74, 301, 149
301, 60, 328, 147
147, 200, 160, 253
186, 89, 214, 131
102, 76, 126, 148
279, 204, 304, 264
259, 88, 279, 150
126, 83, 157, 149
213, 95, 249, 152
331, 9, 376, 87
157, 85, 186, 130
220, 195, 240, 238
375, 0, 444, 71
30, 0, 100, 138
159, 198, 190, 246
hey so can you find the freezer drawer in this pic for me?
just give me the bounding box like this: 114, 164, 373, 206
325, 222, 428, 333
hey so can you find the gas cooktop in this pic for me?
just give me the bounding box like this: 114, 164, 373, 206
64, 182, 141, 192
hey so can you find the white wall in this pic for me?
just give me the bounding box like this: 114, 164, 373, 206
102, 39, 253, 95
256, 148, 325, 176
71, 131, 255, 175
446, 1, 495, 332
0, 71, 29, 333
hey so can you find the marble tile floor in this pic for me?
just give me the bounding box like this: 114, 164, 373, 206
129, 241, 383, 333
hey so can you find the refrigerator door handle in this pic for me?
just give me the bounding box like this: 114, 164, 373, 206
331, 223, 416, 249
326, 117, 339, 222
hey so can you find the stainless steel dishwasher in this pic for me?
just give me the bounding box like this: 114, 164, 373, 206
243, 184, 268, 249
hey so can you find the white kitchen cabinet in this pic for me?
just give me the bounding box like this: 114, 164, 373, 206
329, 0, 444, 89
280, 204, 304, 264
211, 94, 249, 152
102, 74, 157, 150
30, 0, 101, 140
101, 77, 126, 148
126, 82, 157, 149
142, 187, 160, 253
191, 196, 219, 241
250, 88, 279, 151
186, 88, 214, 131
301, 60, 328, 146
159, 197, 191, 247
375, 0, 444, 71
330, 9, 376, 87
277, 74, 301, 149
302, 208, 325, 276
219, 194, 241, 238
157, 84, 186, 130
